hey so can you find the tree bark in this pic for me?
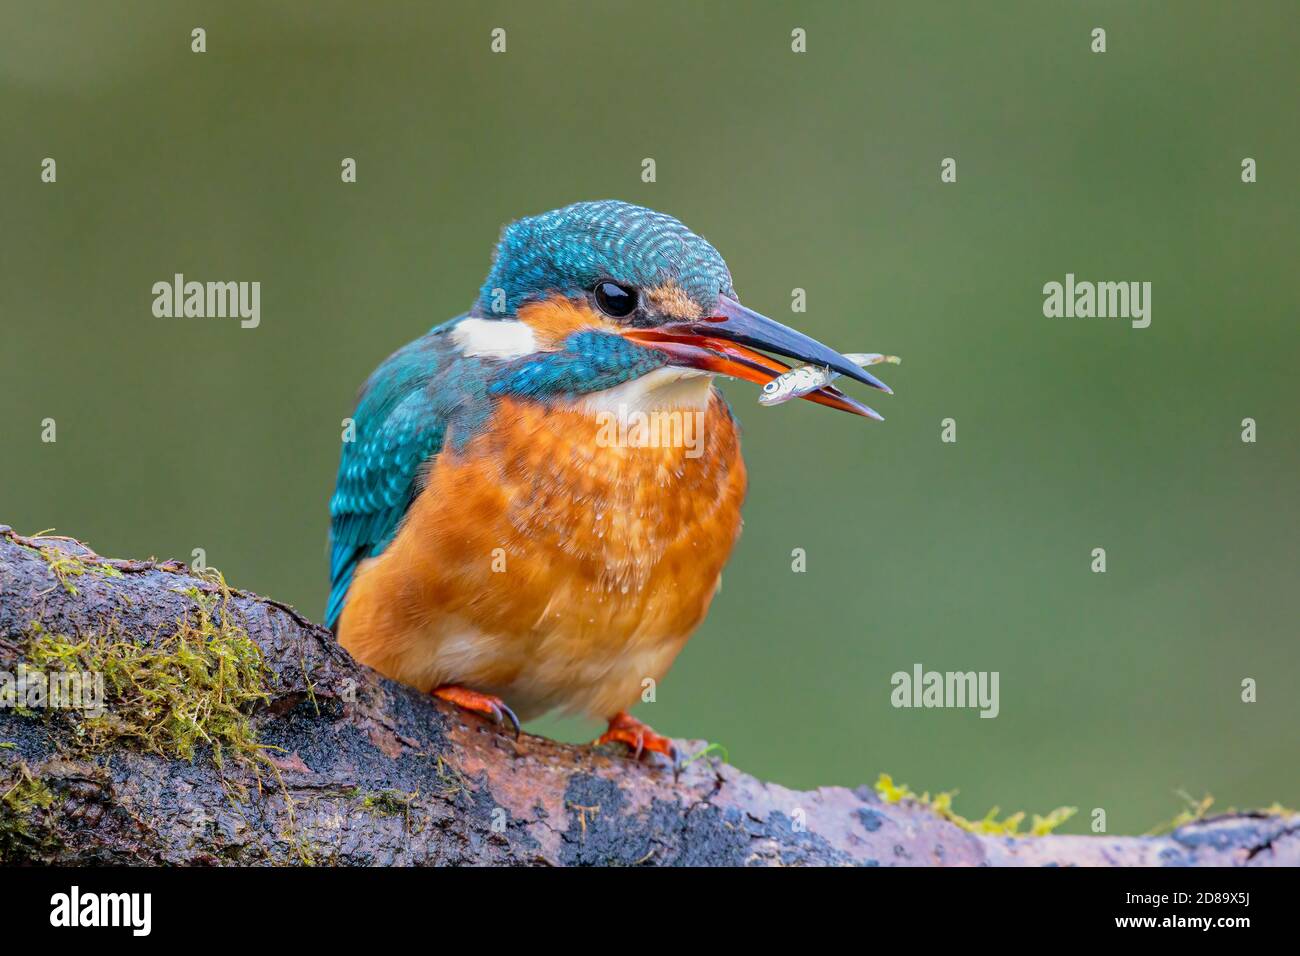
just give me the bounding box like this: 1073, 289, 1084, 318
0, 528, 1294, 866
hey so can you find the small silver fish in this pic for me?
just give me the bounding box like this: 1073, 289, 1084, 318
759, 353, 901, 407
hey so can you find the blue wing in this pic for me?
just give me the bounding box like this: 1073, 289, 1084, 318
326, 328, 455, 630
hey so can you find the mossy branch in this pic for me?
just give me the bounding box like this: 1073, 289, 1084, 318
0, 527, 1295, 866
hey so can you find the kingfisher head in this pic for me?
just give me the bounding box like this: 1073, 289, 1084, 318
456, 200, 891, 418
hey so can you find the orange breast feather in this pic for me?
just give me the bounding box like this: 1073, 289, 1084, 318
338, 390, 746, 720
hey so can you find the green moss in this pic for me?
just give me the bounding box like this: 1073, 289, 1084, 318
358, 789, 417, 816
434, 754, 471, 802
0, 762, 59, 860
1144, 791, 1297, 836
20, 574, 321, 864
295, 640, 320, 718
19, 533, 123, 596
875, 773, 1077, 837
24, 582, 269, 767
679, 742, 729, 769
1144, 791, 1215, 836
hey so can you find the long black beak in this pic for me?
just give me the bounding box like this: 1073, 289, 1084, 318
686, 295, 892, 394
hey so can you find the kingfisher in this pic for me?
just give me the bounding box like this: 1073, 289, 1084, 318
327, 200, 892, 762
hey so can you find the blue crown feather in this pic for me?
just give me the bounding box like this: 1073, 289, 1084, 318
477, 200, 734, 316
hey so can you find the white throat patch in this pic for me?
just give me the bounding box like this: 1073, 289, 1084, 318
451, 318, 537, 359
581, 367, 714, 416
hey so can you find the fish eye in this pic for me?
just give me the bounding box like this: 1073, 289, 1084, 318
593, 280, 638, 318
762, 380, 779, 393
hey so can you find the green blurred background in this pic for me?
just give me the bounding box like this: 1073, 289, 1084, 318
2, 1, 1296, 835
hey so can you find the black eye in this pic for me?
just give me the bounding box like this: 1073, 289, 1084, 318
593, 281, 638, 318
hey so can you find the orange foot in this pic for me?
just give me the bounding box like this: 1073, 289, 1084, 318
432, 685, 520, 738
596, 712, 678, 765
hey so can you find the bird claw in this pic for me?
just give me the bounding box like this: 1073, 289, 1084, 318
596, 712, 678, 767
432, 685, 520, 739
